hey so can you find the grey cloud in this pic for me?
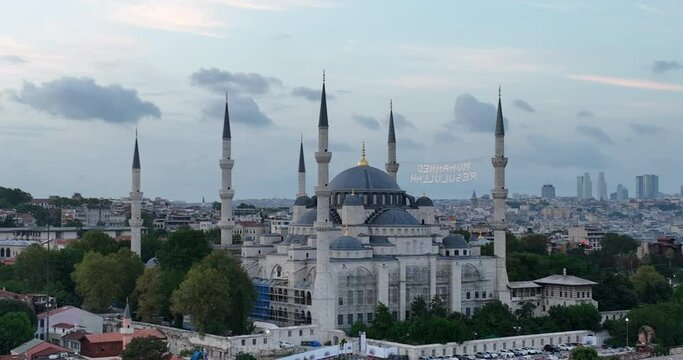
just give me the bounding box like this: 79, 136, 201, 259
576, 125, 613, 144
291, 86, 334, 102
651, 60, 683, 74
12, 77, 160, 123
1, 55, 26, 64
353, 114, 380, 130
513, 99, 535, 112
272, 33, 292, 41
630, 123, 663, 135
433, 132, 459, 142
190, 67, 282, 95
398, 138, 425, 150
525, 136, 608, 169
331, 143, 354, 153
576, 110, 594, 118
452, 93, 508, 133
203, 95, 272, 127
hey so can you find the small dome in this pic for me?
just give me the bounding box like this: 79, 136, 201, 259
442, 234, 468, 249
330, 235, 365, 251
292, 209, 316, 225
307, 195, 317, 208
370, 209, 420, 226
469, 235, 489, 247
329, 165, 401, 192
343, 194, 364, 206
415, 196, 434, 207
294, 195, 311, 206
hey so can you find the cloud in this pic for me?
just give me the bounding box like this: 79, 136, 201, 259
109, 3, 226, 37
217, 0, 333, 11
576, 125, 613, 144
512, 99, 535, 112
331, 143, 354, 153
202, 95, 272, 127
191, 68, 282, 95
398, 138, 425, 150
353, 114, 380, 130
576, 110, 594, 118
525, 136, 608, 169
452, 93, 508, 133
1, 55, 26, 64
12, 77, 160, 124
630, 123, 663, 135
568, 74, 683, 92
433, 132, 458, 142
651, 60, 683, 74
290, 86, 333, 101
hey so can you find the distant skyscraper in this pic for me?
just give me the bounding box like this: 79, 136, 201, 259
598, 172, 607, 201
583, 173, 593, 199
636, 174, 659, 199
541, 184, 556, 199
577, 176, 584, 199
616, 184, 628, 201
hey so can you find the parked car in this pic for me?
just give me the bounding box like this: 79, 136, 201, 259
543, 345, 559, 353
279, 341, 294, 348
512, 349, 525, 356
498, 350, 514, 358
523, 347, 541, 355
558, 344, 571, 352
486, 352, 498, 358
475, 352, 491, 359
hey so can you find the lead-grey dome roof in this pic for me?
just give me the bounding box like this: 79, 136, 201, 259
370, 209, 420, 226
343, 194, 364, 206
442, 234, 468, 249
292, 209, 316, 225
330, 235, 365, 250
282, 234, 308, 245
415, 196, 434, 207
294, 195, 311, 206
329, 165, 401, 192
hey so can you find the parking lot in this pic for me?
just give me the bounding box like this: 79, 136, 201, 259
417, 343, 637, 360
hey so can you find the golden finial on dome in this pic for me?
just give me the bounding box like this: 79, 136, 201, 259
357, 141, 369, 167
343, 223, 350, 236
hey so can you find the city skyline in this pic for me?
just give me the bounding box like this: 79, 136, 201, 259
1, 1, 683, 200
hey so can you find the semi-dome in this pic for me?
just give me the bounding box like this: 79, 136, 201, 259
370, 209, 420, 226
442, 234, 468, 249
282, 234, 308, 245
292, 209, 316, 225
294, 195, 312, 206
343, 193, 364, 206
330, 235, 365, 250
415, 196, 434, 207
329, 165, 401, 192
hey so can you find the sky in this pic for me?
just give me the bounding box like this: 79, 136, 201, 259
1, 0, 682, 201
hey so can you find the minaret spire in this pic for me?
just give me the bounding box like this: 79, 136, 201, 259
385, 99, 399, 180
312, 72, 335, 330
218, 95, 235, 246
297, 137, 306, 196
492, 87, 510, 304
129, 132, 142, 256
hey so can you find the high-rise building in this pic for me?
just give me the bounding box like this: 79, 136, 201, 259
616, 184, 628, 200
541, 184, 556, 199
598, 172, 607, 201
577, 173, 592, 200
636, 174, 659, 199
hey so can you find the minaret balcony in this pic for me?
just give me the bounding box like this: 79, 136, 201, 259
491, 157, 508, 167
220, 190, 235, 199
129, 192, 143, 200
315, 151, 332, 163
129, 219, 143, 227
219, 159, 234, 170
385, 163, 399, 173
491, 189, 508, 199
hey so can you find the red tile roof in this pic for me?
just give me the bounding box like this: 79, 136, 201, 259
83, 328, 164, 344
52, 322, 75, 329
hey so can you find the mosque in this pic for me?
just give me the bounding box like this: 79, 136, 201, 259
233, 78, 512, 331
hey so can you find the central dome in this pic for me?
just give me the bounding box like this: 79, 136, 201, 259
329, 165, 401, 192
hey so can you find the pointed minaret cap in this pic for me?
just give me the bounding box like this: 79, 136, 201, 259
223, 93, 231, 139
495, 86, 505, 136
123, 298, 131, 320
388, 99, 396, 144
298, 137, 306, 173
132, 131, 140, 169
318, 70, 329, 128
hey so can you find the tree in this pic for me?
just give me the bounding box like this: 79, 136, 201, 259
367, 303, 395, 340
410, 296, 429, 320
593, 273, 639, 311
450, 229, 471, 241
0, 299, 37, 327
600, 233, 639, 256
481, 242, 493, 256
235, 354, 257, 360
519, 234, 549, 255
514, 301, 536, 319
135, 267, 164, 323
0, 312, 35, 354
171, 251, 255, 335
141, 230, 166, 263
429, 296, 448, 318
120, 336, 171, 360
64, 219, 83, 228
348, 321, 367, 337
471, 301, 516, 338
72, 249, 144, 312
69, 231, 119, 257
570, 347, 599, 360
547, 304, 601, 331
157, 229, 211, 272
0, 187, 32, 207
0, 216, 17, 227
631, 265, 671, 304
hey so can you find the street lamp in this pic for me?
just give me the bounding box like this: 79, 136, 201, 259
513, 326, 522, 334
625, 318, 629, 349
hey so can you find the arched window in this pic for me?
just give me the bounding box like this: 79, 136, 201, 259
306, 311, 312, 324
0, 248, 4, 257
306, 292, 312, 305
446, 250, 450, 256
338, 297, 344, 306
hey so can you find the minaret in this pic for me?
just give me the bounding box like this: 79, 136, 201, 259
121, 298, 134, 348
385, 100, 399, 181
129, 132, 142, 256
298, 137, 306, 197
491, 87, 511, 304
312, 72, 335, 330
218, 94, 235, 246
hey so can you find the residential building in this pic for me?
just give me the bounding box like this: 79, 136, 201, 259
36, 306, 103, 342
568, 226, 605, 251
598, 172, 607, 201
636, 174, 659, 199
541, 184, 556, 199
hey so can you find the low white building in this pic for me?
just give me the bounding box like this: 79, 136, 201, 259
36, 306, 103, 342
509, 269, 598, 315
